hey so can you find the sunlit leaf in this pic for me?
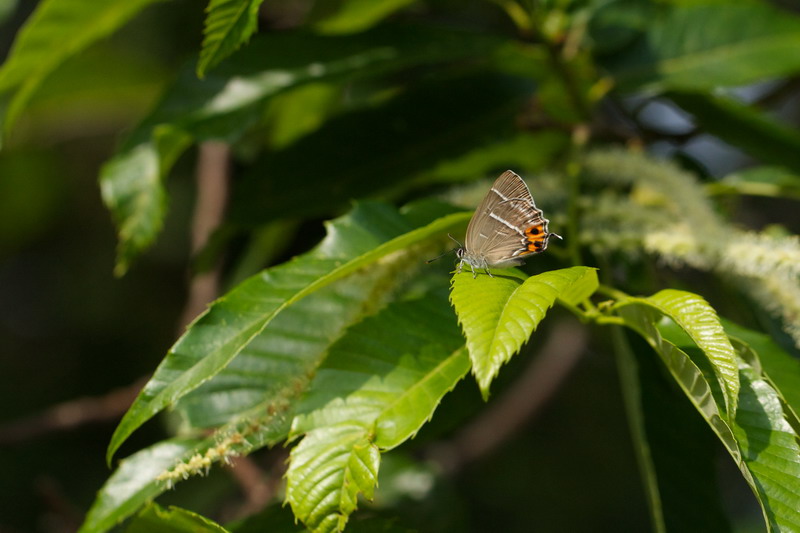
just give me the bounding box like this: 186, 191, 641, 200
615, 303, 740, 462
290, 295, 468, 446
287, 295, 468, 531
107, 203, 470, 463
287, 424, 379, 533
616, 290, 740, 419
450, 266, 595, 398
617, 301, 800, 531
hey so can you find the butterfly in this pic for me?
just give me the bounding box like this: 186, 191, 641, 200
431, 170, 561, 278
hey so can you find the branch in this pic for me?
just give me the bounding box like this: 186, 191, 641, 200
0, 142, 232, 445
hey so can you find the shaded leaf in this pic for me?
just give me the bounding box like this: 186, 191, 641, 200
100, 129, 191, 277
107, 203, 470, 463
730, 364, 800, 532
450, 266, 594, 398
101, 25, 515, 272
613, 328, 731, 532
83, 396, 295, 533
79, 438, 204, 533
417, 131, 569, 185
668, 91, 800, 173
723, 319, 800, 428
314, 0, 419, 34
197, 0, 262, 77
125, 503, 229, 533
604, 1, 800, 93
609, 326, 666, 533
616, 302, 800, 531
229, 72, 535, 226
0, 0, 165, 140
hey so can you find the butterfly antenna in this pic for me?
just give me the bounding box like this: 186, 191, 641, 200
426, 234, 463, 264
447, 233, 464, 248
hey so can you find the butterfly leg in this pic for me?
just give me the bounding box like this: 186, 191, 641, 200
485, 268, 493, 278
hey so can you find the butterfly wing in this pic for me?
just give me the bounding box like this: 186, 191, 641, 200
467, 171, 554, 267
464, 171, 527, 253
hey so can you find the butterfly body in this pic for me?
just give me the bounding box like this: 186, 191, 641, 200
456, 170, 561, 278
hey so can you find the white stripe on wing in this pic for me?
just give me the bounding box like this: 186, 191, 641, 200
488, 212, 525, 236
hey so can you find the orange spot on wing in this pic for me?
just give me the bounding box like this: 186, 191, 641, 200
524, 223, 547, 253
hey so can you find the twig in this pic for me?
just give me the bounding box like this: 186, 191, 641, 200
178, 141, 230, 329
223, 450, 288, 521
0, 142, 232, 445
0, 379, 147, 444
35, 476, 82, 533
425, 320, 588, 474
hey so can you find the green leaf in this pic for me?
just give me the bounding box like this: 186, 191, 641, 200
711, 166, 800, 200
0, 1, 17, 25
615, 304, 740, 460
417, 131, 569, 185
83, 393, 296, 533
197, 0, 262, 78
287, 423, 380, 533
125, 503, 229, 533
730, 363, 800, 532
556, 267, 598, 306
667, 91, 800, 173
79, 438, 204, 533
101, 25, 513, 272
174, 203, 449, 429
290, 295, 469, 446
616, 290, 740, 420
286, 295, 469, 531
613, 328, 731, 532
616, 303, 800, 531
313, 0, 419, 34
100, 129, 192, 277
107, 203, 470, 463
723, 319, 800, 427
661, 325, 800, 532
450, 266, 595, 398
604, 1, 800, 92
230, 72, 535, 226
609, 327, 666, 533
0, 0, 165, 140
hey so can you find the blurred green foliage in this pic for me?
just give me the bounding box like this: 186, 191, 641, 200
2, 0, 800, 532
